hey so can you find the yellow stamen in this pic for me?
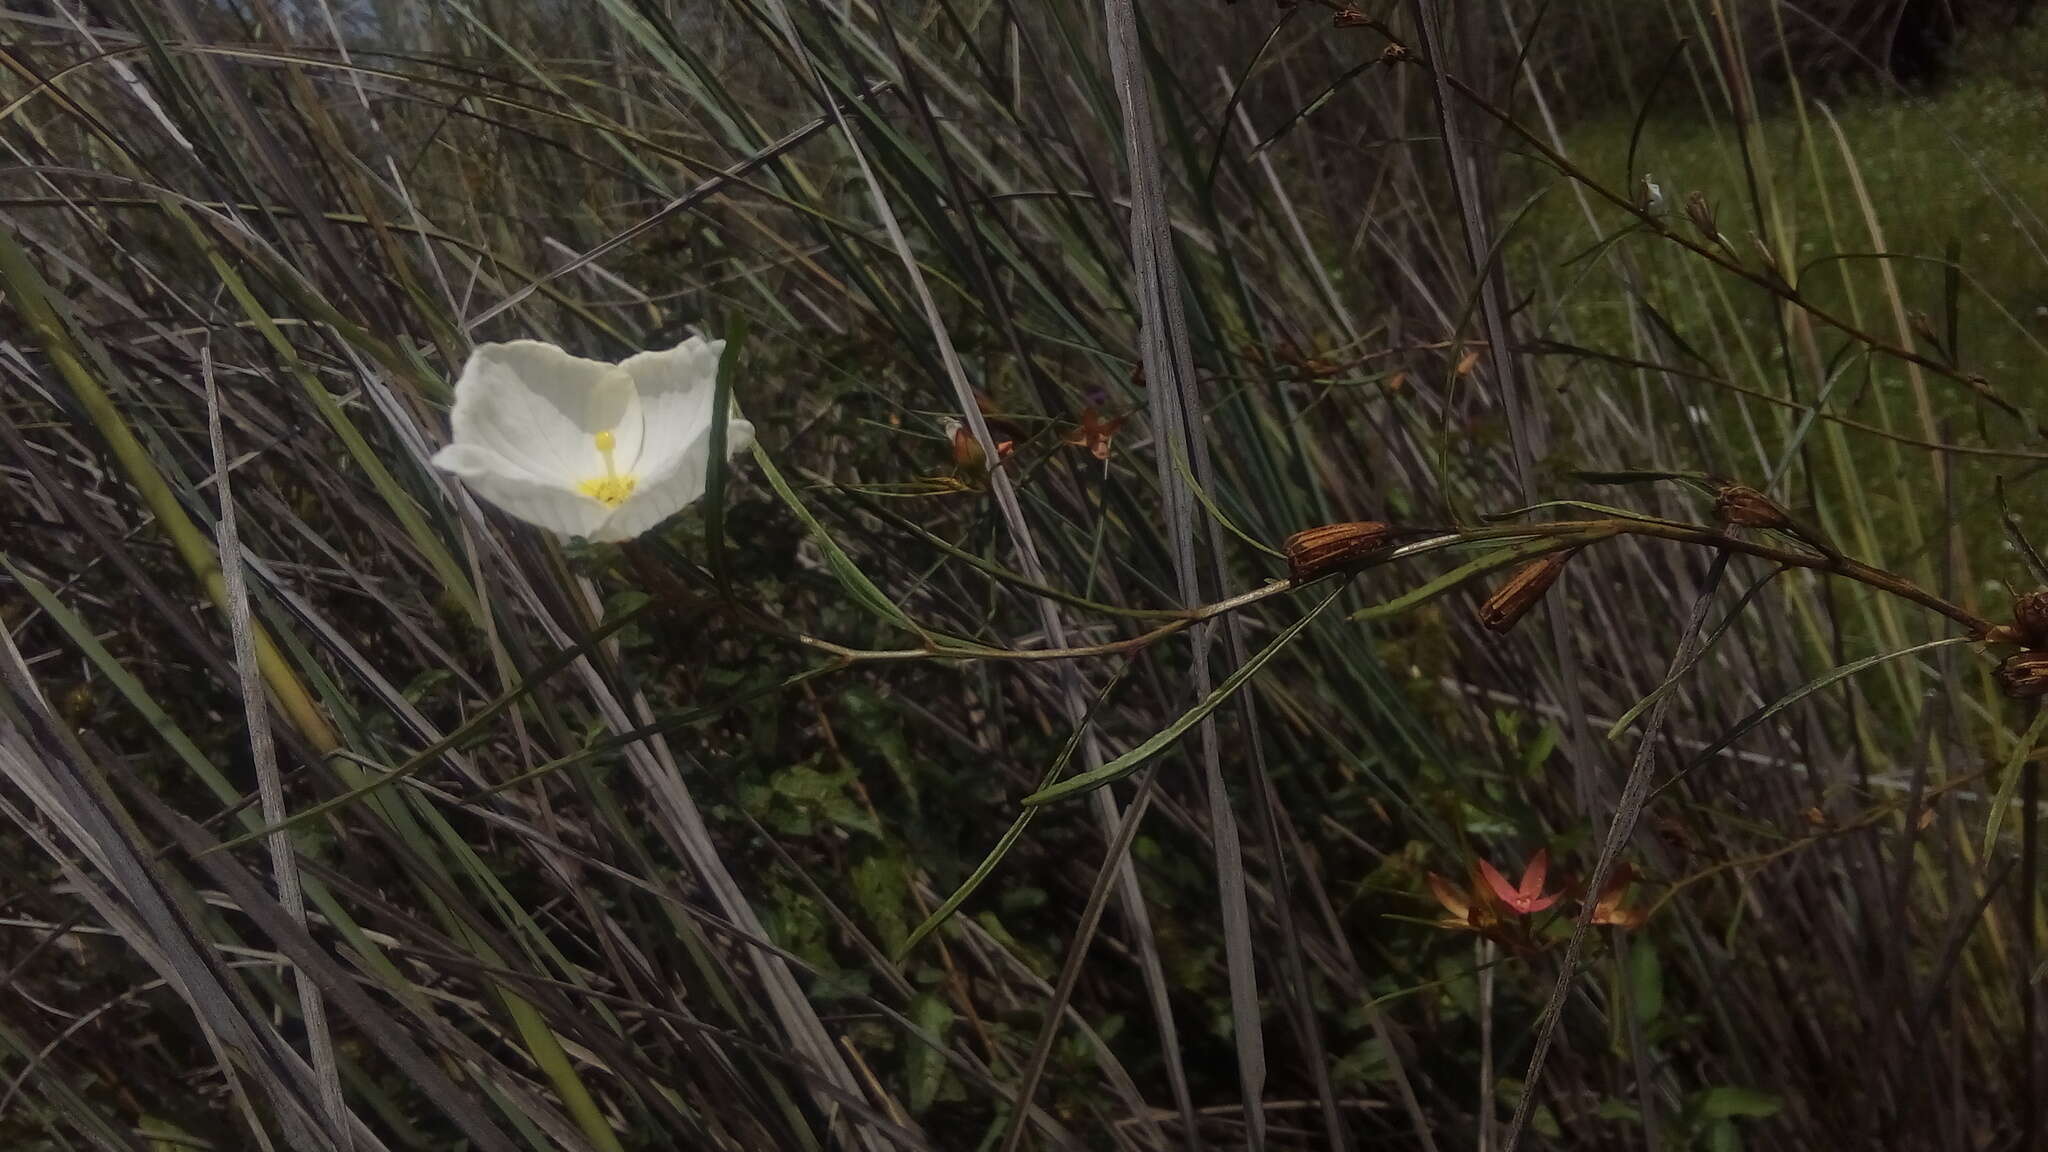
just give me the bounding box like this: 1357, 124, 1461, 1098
578, 428, 636, 507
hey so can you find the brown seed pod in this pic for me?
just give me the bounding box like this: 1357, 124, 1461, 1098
1285, 521, 1391, 583
1684, 190, 1717, 239
2014, 589, 2048, 647
1996, 650, 2048, 700
1713, 483, 1794, 530
1477, 550, 1575, 634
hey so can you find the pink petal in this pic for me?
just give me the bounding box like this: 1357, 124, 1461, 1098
1478, 858, 1522, 908
1519, 848, 1551, 901
1524, 892, 1561, 914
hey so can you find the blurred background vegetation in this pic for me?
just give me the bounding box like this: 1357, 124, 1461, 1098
2, 1, 2046, 1149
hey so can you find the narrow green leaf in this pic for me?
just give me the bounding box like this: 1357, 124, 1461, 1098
1351, 536, 1594, 623
1628, 938, 1663, 1027
1606, 565, 1785, 740
4, 559, 234, 801
1982, 706, 2048, 857
1663, 636, 1973, 792
899, 667, 1130, 958
1694, 1086, 1782, 1121
752, 443, 921, 636
706, 314, 747, 591
1176, 457, 1283, 559
1024, 586, 1343, 806
206, 603, 653, 854
906, 992, 954, 1115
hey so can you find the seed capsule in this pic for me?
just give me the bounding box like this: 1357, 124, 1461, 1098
1685, 191, 1717, 239
1997, 651, 2048, 700
1713, 483, 1794, 530
1285, 521, 1391, 583
1477, 550, 1575, 634
2014, 590, 2048, 647
1909, 310, 1942, 351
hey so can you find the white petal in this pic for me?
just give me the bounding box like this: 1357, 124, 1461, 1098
433, 442, 610, 539
451, 341, 638, 483
587, 418, 755, 542
618, 337, 722, 478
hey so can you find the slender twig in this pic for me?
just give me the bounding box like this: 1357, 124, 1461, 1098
1500, 554, 1731, 1152
1324, 10, 2048, 440
806, 510, 1992, 668
1423, 518, 1993, 635
2023, 738, 2041, 1152
792, 579, 1293, 664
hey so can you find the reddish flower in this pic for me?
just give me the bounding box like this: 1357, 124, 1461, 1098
1477, 849, 1562, 916
1060, 406, 1128, 461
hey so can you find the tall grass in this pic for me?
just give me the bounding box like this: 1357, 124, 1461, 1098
1, 1, 2043, 1149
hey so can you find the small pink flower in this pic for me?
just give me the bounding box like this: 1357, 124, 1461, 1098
1477, 848, 1562, 916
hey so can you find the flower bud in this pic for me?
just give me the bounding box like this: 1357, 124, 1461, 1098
1477, 550, 1574, 634
1684, 191, 1716, 238
1714, 483, 1794, 530
1285, 521, 1391, 583
2015, 589, 2048, 647
1997, 651, 2048, 699
1909, 310, 1942, 351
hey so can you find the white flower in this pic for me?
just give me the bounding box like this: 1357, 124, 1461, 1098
431, 337, 753, 542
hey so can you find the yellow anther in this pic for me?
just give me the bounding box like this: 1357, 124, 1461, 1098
581, 428, 634, 506
578, 475, 637, 507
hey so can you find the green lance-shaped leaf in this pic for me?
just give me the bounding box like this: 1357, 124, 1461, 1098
705, 314, 746, 591
1659, 636, 1973, 794
206, 604, 653, 854
1023, 586, 1344, 806
752, 442, 923, 637
899, 667, 1132, 958
1982, 705, 2048, 857
905, 992, 955, 1115
1607, 564, 1785, 740
1351, 535, 1597, 623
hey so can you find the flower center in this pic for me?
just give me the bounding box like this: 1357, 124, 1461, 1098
577, 428, 637, 508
